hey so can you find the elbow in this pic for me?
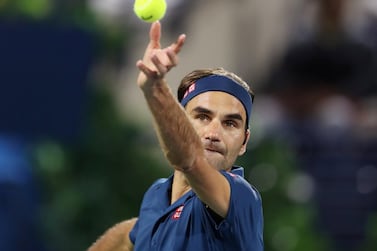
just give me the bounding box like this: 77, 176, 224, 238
166, 151, 195, 172
165, 146, 204, 173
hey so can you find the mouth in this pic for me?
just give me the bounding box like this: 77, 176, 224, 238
203, 140, 225, 156
204, 147, 223, 155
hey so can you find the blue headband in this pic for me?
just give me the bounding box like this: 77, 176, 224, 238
180, 75, 252, 126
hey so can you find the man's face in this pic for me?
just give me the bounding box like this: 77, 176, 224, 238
185, 91, 250, 171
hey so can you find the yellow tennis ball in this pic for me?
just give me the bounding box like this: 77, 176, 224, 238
134, 0, 167, 23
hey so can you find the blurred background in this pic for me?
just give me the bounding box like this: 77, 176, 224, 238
0, 0, 376, 250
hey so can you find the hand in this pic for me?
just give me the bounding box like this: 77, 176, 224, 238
136, 21, 186, 90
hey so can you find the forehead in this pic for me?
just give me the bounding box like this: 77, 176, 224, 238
185, 91, 246, 118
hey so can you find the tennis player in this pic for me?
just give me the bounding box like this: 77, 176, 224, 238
88, 21, 264, 251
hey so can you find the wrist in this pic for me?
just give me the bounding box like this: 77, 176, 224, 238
141, 79, 169, 98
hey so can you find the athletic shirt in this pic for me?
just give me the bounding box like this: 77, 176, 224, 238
129, 166, 264, 251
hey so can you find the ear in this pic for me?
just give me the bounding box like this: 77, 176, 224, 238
239, 129, 250, 156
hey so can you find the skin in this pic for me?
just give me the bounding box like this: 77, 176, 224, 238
186, 91, 249, 172
87, 218, 137, 251
87, 21, 250, 251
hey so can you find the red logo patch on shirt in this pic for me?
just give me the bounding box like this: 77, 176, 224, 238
172, 205, 184, 220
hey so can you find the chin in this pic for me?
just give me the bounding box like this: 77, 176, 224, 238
205, 155, 227, 171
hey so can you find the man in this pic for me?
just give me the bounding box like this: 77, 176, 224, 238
88, 21, 263, 251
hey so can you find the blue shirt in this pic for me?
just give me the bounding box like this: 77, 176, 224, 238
130, 167, 264, 251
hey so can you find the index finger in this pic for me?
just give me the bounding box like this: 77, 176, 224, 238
149, 21, 162, 49
171, 34, 186, 54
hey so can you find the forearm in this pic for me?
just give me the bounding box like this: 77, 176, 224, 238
142, 81, 203, 171
87, 218, 137, 251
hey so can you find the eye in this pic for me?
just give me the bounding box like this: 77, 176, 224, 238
196, 113, 210, 121
224, 120, 238, 128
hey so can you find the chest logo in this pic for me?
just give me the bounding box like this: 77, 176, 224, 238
172, 205, 184, 220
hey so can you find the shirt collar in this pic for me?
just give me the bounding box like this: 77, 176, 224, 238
230, 166, 244, 177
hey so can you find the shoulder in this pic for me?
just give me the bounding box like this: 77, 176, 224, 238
222, 170, 262, 203
150, 177, 169, 188
142, 177, 170, 198
137, 177, 171, 210
216, 170, 264, 249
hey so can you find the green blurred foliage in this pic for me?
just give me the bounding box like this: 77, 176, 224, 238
361, 213, 377, 251
0, 0, 51, 19
33, 88, 170, 251
238, 138, 332, 251
15, 0, 52, 18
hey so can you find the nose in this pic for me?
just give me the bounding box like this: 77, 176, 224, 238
204, 119, 222, 142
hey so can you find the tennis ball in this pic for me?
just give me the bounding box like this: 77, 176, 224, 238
134, 0, 167, 23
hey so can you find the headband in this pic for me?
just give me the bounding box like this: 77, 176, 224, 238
180, 75, 252, 126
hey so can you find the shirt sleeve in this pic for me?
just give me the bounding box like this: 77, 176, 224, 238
128, 178, 169, 245
217, 171, 264, 250
129, 218, 139, 244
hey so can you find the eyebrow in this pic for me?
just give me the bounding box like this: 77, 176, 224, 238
191, 106, 244, 122
225, 113, 244, 122
191, 106, 212, 115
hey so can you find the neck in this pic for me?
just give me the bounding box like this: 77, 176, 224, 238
171, 170, 191, 205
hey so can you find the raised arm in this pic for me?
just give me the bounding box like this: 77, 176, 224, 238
136, 22, 197, 170
136, 22, 231, 217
